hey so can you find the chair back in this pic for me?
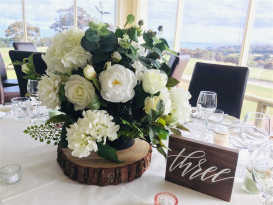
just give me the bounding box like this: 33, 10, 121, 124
0, 53, 7, 81
188, 62, 249, 118
0, 77, 4, 104
9, 50, 46, 97
168, 52, 180, 76
13, 42, 37, 52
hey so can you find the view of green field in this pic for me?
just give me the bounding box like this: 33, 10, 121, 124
1, 47, 273, 119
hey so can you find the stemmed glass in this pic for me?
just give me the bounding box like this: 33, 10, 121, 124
251, 140, 273, 205
242, 112, 271, 152
197, 91, 217, 128
27, 80, 39, 103
27, 80, 44, 120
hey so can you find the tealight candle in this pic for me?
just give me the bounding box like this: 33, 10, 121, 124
213, 126, 230, 147
154, 192, 178, 205
0, 164, 22, 184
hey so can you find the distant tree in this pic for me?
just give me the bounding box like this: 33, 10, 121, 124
5, 21, 40, 42
50, 6, 92, 32
0, 37, 12, 47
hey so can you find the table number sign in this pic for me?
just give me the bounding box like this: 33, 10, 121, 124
165, 135, 239, 202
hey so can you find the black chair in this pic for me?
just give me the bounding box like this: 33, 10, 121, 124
0, 53, 18, 87
188, 62, 249, 118
9, 50, 46, 97
168, 52, 180, 76
13, 42, 37, 52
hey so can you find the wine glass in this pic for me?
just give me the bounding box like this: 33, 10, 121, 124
251, 140, 273, 205
243, 112, 271, 152
197, 91, 217, 128
27, 80, 39, 103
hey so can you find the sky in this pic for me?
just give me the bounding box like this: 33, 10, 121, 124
0, 0, 273, 46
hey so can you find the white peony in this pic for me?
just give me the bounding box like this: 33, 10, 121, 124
142, 69, 168, 94
65, 75, 97, 111
42, 29, 91, 74
132, 60, 147, 81
66, 110, 120, 158
169, 87, 192, 124
99, 64, 137, 103
144, 88, 171, 115
38, 73, 61, 109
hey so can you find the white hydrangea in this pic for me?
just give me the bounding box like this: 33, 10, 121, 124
142, 69, 168, 95
65, 75, 97, 111
169, 87, 192, 124
67, 110, 120, 158
99, 64, 137, 103
38, 73, 61, 109
144, 88, 171, 115
42, 29, 91, 74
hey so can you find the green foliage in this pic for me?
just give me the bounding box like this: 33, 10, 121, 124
24, 123, 62, 145
47, 114, 74, 125
124, 14, 135, 27
166, 77, 180, 87
13, 54, 41, 80
97, 142, 121, 163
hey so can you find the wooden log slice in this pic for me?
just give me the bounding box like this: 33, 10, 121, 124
57, 139, 152, 186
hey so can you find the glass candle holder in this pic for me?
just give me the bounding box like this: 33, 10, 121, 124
0, 164, 22, 184
154, 192, 178, 205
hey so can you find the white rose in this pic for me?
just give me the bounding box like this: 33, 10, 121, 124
38, 73, 61, 109
142, 69, 168, 94
83, 65, 96, 80
99, 64, 137, 103
169, 87, 192, 124
65, 75, 97, 111
144, 88, 171, 115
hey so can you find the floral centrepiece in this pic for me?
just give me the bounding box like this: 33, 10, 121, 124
24, 15, 192, 162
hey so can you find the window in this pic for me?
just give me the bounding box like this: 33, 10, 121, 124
26, 0, 74, 47
247, 0, 273, 82
77, 0, 116, 28
147, 0, 177, 48
0, 0, 22, 46
180, 0, 248, 69
0, 0, 21, 72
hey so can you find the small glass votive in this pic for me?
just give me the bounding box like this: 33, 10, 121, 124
213, 125, 230, 147
154, 192, 178, 205
0, 164, 22, 184
209, 109, 224, 122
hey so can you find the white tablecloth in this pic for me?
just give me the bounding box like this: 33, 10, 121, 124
0, 119, 260, 205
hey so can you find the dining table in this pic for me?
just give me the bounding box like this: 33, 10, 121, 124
0, 115, 261, 205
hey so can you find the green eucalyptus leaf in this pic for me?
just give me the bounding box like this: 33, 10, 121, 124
46, 114, 74, 124
127, 27, 138, 42
166, 77, 180, 87
124, 14, 135, 27
115, 28, 125, 38
100, 33, 118, 52
97, 142, 121, 163
159, 63, 172, 76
